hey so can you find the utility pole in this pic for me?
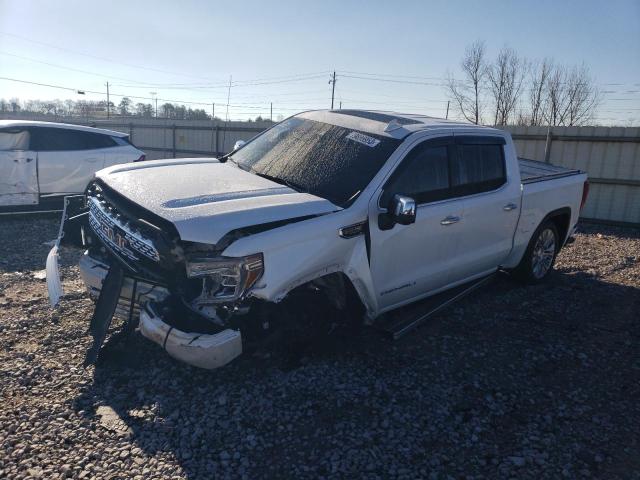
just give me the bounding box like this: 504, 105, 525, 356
329, 71, 336, 109
212, 103, 215, 120
105, 82, 110, 119
150, 92, 157, 118
270, 102, 273, 122
221, 75, 232, 153
445, 100, 450, 119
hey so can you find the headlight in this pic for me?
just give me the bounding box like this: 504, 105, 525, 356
185, 253, 263, 302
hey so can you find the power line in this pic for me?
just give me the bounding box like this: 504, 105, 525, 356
338, 69, 640, 88
0, 75, 318, 113
0, 51, 159, 85
339, 70, 450, 81
340, 97, 449, 106
0, 31, 220, 82
113, 71, 331, 89
339, 74, 446, 87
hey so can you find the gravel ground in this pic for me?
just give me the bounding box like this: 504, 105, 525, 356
1, 214, 639, 480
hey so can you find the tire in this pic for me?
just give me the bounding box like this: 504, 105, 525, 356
514, 220, 559, 284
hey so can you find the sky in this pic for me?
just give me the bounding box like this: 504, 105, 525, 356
0, 0, 638, 124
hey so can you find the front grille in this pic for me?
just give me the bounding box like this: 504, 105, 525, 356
88, 197, 160, 263
86, 181, 183, 281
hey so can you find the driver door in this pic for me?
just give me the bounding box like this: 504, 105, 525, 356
368, 136, 465, 313
0, 128, 38, 207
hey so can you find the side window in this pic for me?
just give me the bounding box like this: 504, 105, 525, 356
0, 128, 30, 151
381, 143, 451, 206
83, 132, 117, 149
29, 127, 116, 151
112, 136, 132, 146
451, 143, 506, 195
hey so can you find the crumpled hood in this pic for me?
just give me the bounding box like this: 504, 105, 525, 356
95, 158, 340, 244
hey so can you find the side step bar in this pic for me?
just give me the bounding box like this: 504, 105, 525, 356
377, 274, 496, 340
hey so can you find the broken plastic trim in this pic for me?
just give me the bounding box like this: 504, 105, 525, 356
46, 195, 87, 307
83, 262, 124, 367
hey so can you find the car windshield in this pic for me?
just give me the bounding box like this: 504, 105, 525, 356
230, 117, 401, 207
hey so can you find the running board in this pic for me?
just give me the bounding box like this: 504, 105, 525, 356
377, 274, 496, 340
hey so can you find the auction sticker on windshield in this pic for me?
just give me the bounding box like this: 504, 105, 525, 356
346, 131, 381, 148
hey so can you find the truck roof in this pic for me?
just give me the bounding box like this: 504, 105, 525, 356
299, 109, 503, 139
0, 119, 128, 138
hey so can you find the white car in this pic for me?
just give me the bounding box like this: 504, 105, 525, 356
0, 120, 145, 211
48, 110, 589, 369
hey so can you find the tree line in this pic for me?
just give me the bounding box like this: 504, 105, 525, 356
446, 40, 599, 126
0, 97, 273, 123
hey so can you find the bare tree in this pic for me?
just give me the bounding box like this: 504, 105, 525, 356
63, 99, 75, 116
9, 98, 21, 113
446, 40, 487, 124
563, 64, 599, 126
544, 65, 569, 126
528, 59, 553, 126
487, 47, 527, 126
542, 63, 598, 126
118, 97, 132, 116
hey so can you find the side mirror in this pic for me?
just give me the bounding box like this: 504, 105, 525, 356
378, 194, 417, 230
233, 140, 246, 151
390, 194, 416, 226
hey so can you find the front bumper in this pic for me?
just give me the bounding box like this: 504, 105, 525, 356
79, 253, 243, 369
139, 304, 242, 369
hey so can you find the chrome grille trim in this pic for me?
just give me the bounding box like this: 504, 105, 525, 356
88, 196, 160, 263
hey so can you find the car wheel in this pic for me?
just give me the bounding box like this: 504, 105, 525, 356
514, 220, 559, 284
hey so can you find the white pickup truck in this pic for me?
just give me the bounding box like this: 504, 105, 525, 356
47, 110, 589, 369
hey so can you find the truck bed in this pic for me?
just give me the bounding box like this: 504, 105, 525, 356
518, 157, 583, 184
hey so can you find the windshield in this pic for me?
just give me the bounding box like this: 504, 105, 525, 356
230, 117, 401, 207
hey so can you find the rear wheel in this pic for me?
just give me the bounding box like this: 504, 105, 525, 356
514, 220, 559, 284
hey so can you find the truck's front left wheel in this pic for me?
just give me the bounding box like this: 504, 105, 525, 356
514, 220, 559, 284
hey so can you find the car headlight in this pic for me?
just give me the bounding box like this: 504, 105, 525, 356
185, 253, 264, 302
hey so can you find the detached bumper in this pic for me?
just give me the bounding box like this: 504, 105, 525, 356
79, 252, 242, 369
139, 304, 242, 369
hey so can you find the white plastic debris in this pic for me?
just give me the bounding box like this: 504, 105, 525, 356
33, 269, 47, 280
46, 245, 63, 306
46, 198, 70, 307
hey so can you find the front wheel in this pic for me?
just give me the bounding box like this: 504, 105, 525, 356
514, 221, 559, 284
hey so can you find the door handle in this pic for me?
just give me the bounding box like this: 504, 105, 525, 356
440, 215, 460, 226
86, 158, 100, 163
503, 203, 518, 211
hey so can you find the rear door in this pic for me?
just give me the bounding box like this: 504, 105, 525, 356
0, 127, 39, 206
30, 127, 107, 196
447, 135, 521, 283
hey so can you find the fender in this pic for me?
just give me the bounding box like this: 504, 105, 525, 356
221, 209, 379, 317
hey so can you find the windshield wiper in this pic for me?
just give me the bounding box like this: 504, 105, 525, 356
251, 171, 308, 194
218, 151, 234, 162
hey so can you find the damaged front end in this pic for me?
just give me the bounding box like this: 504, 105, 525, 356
46, 182, 266, 369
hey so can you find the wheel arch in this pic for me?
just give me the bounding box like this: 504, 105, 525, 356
541, 206, 572, 250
